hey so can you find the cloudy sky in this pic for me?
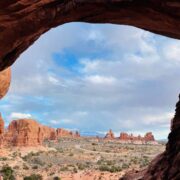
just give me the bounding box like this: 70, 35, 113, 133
0, 23, 180, 139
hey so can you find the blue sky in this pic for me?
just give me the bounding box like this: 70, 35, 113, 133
0, 23, 180, 139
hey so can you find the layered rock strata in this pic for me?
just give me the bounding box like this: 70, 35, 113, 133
0, 118, 80, 147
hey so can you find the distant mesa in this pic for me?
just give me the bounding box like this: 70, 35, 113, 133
0, 114, 80, 147
104, 129, 157, 144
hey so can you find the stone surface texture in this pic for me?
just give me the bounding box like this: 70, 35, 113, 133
0, 68, 11, 99
0, 118, 80, 147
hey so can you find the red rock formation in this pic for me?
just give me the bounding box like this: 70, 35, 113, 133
104, 129, 115, 139
0, 113, 4, 135
144, 132, 155, 141
119, 132, 155, 142
0, 68, 11, 99
56, 128, 70, 138
119, 132, 129, 140
40, 125, 57, 141
0, 118, 81, 147
3, 119, 44, 146
0, 1, 180, 71
56, 128, 80, 138
0, 113, 5, 147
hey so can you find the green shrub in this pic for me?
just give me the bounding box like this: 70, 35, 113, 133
23, 163, 29, 170
122, 163, 129, 169
60, 166, 68, 171
0, 157, 8, 161
0, 165, 15, 180
23, 174, 42, 180
99, 165, 109, 172
32, 165, 38, 169
92, 143, 97, 146
77, 163, 86, 170
99, 165, 122, 173
53, 177, 61, 180
73, 167, 78, 173
32, 157, 44, 166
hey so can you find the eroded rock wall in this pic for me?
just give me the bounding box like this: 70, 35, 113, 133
0, 118, 80, 147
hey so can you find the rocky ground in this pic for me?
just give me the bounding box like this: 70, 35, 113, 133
0, 137, 165, 180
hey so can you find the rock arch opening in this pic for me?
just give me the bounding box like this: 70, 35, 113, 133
0, 1, 180, 179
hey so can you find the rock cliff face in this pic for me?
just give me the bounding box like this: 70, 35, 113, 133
0, 114, 5, 147
0, 118, 80, 147
0, 114, 4, 135
0, 68, 11, 99
3, 119, 45, 146
0, 1, 180, 71
104, 129, 115, 139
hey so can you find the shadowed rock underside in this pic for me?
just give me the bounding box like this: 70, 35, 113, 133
0, 0, 180, 71
0, 1, 179, 179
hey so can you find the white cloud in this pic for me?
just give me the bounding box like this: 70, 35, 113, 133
9, 112, 32, 120
85, 75, 117, 85
142, 112, 174, 125
50, 119, 73, 125
163, 43, 180, 62
48, 75, 59, 85
50, 120, 60, 125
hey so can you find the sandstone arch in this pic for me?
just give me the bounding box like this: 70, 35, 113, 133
0, 0, 180, 71
0, 1, 180, 179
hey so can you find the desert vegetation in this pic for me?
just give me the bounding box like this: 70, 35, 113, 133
0, 137, 165, 179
